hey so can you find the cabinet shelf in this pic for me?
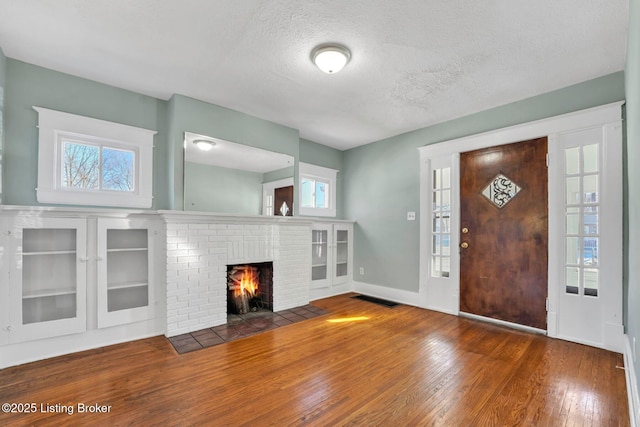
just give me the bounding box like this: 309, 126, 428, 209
107, 281, 149, 291
312, 263, 328, 268
23, 288, 76, 299
22, 250, 76, 256
107, 247, 148, 253
336, 240, 348, 244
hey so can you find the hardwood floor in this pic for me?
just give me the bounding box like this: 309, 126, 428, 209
0, 293, 629, 426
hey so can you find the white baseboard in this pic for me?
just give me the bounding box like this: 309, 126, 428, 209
352, 281, 420, 307
625, 335, 640, 427
309, 283, 352, 302
0, 318, 165, 369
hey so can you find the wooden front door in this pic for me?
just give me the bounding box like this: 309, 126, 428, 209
460, 138, 548, 330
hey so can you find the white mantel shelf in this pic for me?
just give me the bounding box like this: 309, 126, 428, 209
158, 209, 355, 225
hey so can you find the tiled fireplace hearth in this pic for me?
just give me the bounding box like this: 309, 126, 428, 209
161, 212, 313, 337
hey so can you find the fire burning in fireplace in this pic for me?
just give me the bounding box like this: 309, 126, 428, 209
227, 263, 272, 314
230, 266, 259, 298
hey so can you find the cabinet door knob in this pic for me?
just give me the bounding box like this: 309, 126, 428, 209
6, 325, 14, 332
460, 242, 469, 249
79, 257, 89, 262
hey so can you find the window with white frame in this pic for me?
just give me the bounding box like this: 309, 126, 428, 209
431, 166, 451, 278
34, 107, 156, 208
299, 162, 337, 217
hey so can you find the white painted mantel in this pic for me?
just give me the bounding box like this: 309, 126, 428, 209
159, 211, 315, 337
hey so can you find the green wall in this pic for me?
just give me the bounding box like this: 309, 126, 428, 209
167, 94, 300, 211
625, 0, 640, 398
343, 72, 626, 291
263, 166, 295, 184
299, 138, 345, 218
3, 59, 170, 209
0, 48, 5, 203
184, 162, 263, 214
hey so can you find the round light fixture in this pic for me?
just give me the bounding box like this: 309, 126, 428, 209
193, 139, 216, 151
311, 44, 351, 74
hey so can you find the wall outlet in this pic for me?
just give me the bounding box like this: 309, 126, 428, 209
407, 211, 416, 221
359, 267, 364, 275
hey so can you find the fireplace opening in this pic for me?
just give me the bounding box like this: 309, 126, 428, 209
227, 262, 273, 315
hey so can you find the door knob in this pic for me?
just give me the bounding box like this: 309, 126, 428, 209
460, 242, 469, 249
461, 227, 469, 234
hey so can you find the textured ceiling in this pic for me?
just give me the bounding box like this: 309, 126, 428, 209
0, 0, 629, 150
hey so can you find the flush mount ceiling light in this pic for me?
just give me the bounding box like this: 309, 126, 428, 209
311, 44, 351, 74
193, 139, 216, 151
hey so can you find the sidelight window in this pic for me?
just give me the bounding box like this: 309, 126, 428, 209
564, 143, 599, 297
431, 167, 451, 278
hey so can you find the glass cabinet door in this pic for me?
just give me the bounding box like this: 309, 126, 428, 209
335, 229, 348, 278
11, 218, 87, 343
312, 229, 328, 282
22, 228, 78, 324
97, 218, 154, 328
106, 228, 149, 312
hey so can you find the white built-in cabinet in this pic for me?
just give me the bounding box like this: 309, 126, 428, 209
97, 218, 155, 328
8, 218, 88, 343
311, 222, 353, 297
1, 211, 159, 348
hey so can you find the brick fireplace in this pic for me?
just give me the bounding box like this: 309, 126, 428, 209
162, 213, 312, 337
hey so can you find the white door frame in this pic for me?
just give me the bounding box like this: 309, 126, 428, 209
418, 101, 624, 351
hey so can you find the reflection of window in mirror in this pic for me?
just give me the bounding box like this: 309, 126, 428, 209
262, 178, 294, 216
299, 162, 337, 217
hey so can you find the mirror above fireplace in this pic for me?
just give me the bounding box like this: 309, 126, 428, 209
183, 132, 295, 215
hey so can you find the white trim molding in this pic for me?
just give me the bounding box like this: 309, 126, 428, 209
626, 335, 640, 427
34, 107, 156, 208
298, 162, 338, 217
418, 101, 625, 352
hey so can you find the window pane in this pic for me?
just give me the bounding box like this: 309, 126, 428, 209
566, 177, 580, 205
62, 141, 100, 189
583, 175, 598, 203
566, 213, 579, 235
433, 214, 441, 233
431, 256, 441, 278
441, 216, 450, 233
315, 181, 327, 208
301, 179, 314, 207
433, 190, 441, 211
441, 256, 450, 277
565, 147, 580, 175
584, 268, 599, 296
441, 190, 451, 211
441, 234, 450, 256
583, 237, 598, 266
584, 206, 598, 235
442, 167, 451, 189
433, 235, 441, 255
102, 147, 134, 191
583, 144, 598, 174
566, 237, 580, 265
433, 169, 441, 190
566, 267, 579, 294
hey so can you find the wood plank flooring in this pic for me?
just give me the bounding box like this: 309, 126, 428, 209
0, 293, 629, 426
